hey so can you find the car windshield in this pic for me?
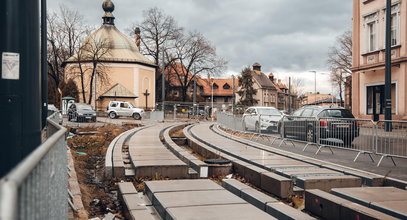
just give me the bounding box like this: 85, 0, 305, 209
76, 104, 93, 110
257, 108, 281, 116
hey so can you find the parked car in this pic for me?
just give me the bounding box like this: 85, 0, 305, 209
281, 105, 359, 146
68, 103, 96, 122
242, 107, 283, 133
107, 101, 144, 120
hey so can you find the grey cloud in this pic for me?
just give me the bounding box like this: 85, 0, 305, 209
48, 0, 352, 79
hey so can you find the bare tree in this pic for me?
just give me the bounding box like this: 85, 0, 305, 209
47, 5, 88, 105
132, 7, 183, 67
327, 30, 352, 106
166, 31, 227, 101
66, 36, 111, 105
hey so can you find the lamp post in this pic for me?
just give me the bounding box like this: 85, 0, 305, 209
211, 78, 214, 120
384, 0, 392, 129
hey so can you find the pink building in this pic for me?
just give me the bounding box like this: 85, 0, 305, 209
352, 0, 407, 121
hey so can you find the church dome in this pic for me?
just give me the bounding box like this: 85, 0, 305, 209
65, 0, 156, 67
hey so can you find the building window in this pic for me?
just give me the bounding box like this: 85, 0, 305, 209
223, 83, 230, 90
224, 97, 229, 102
213, 83, 219, 90
367, 21, 377, 51
364, 12, 378, 52
390, 12, 400, 46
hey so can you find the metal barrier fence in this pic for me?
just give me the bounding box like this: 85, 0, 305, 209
0, 112, 68, 219
216, 112, 407, 167
376, 120, 407, 166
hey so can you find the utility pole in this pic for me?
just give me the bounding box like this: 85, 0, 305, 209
161, 49, 165, 112
384, 0, 392, 131
288, 77, 291, 113
193, 75, 197, 115
41, 0, 47, 129
0, 0, 41, 177
232, 75, 235, 114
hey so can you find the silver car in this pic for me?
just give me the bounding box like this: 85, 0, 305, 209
107, 101, 144, 120
242, 107, 283, 133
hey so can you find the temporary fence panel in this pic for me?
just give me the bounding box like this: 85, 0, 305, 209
0, 113, 67, 220
376, 120, 407, 166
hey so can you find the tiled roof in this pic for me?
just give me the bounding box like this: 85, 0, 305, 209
201, 78, 238, 97
251, 70, 277, 90
100, 83, 137, 98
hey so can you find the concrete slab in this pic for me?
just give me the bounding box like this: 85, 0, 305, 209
221, 179, 252, 197
266, 202, 316, 220
123, 194, 148, 211
145, 180, 223, 201
297, 175, 361, 191
134, 164, 188, 179
253, 159, 310, 166
240, 188, 278, 210
129, 210, 157, 220
244, 165, 268, 187
166, 204, 276, 220
341, 202, 399, 220
283, 168, 342, 177
331, 187, 407, 206
260, 172, 293, 199
305, 189, 352, 220
153, 190, 246, 218
131, 155, 180, 161
118, 182, 137, 195
134, 160, 186, 167
371, 201, 407, 219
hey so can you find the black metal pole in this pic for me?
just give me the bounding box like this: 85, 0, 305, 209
41, 0, 47, 129
385, 0, 392, 131
193, 76, 196, 115
0, 0, 41, 177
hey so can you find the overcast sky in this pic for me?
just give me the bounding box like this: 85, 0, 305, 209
48, 0, 352, 96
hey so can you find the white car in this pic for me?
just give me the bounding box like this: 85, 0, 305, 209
107, 101, 144, 120
242, 107, 283, 133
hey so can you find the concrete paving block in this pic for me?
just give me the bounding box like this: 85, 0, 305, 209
370, 201, 407, 219
305, 189, 351, 220
231, 160, 250, 177
322, 164, 384, 187
144, 179, 224, 202
130, 210, 156, 220
341, 202, 399, 220
297, 175, 361, 192
244, 165, 267, 187
221, 179, 252, 197
153, 190, 246, 218
113, 160, 125, 177
123, 194, 148, 211
331, 187, 407, 207
240, 188, 278, 210
166, 204, 276, 220
266, 202, 316, 220
118, 182, 137, 195
283, 168, 342, 177
260, 172, 293, 199
253, 159, 310, 167
131, 155, 180, 161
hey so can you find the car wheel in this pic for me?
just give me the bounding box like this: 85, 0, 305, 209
133, 113, 141, 120
68, 115, 71, 121
92, 117, 96, 122
306, 127, 315, 143
109, 112, 117, 119
255, 122, 260, 133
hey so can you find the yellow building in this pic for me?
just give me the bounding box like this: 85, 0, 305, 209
63, 0, 156, 111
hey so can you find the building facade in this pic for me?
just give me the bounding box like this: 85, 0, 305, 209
63, 0, 156, 111
237, 63, 298, 111
352, 0, 407, 120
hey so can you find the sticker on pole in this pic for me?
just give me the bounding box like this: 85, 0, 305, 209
2, 52, 20, 80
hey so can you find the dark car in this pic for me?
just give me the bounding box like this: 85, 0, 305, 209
68, 103, 96, 122
280, 106, 359, 146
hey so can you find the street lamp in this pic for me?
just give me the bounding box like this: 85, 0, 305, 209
309, 71, 316, 95
211, 78, 214, 120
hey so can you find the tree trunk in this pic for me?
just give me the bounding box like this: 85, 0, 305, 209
88, 62, 97, 105
78, 62, 87, 103
181, 86, 187, 102
338, 81, 343, 107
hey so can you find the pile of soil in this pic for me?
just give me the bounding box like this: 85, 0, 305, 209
68, 124, 139, 219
